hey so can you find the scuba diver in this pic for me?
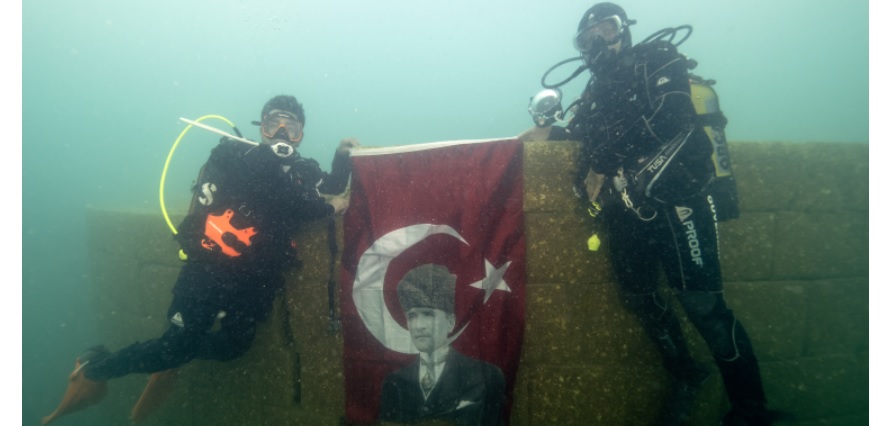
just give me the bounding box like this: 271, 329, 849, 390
42, 95, 359, 425
520, 3, 780, 425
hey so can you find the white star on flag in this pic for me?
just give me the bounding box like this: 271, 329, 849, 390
470, 259, 512, 303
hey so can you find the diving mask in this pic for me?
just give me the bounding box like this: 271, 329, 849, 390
573, 15, 623, 53
261, 111, 304, 144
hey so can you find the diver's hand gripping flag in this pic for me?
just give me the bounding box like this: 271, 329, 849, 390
340, 138, 526, 424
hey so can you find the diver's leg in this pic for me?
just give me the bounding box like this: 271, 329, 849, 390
194, 274, 281, 361
676, 290, 769, 424
195, 312, 258, 362
620, 290, 705, 380
83, 292, 217, 380
664, 196, 771, 424
606, 205, 705, 382
604, 205, 707, 425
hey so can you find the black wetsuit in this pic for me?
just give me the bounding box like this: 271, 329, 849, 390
84, 138, 350, 380
552, 40, 769, 421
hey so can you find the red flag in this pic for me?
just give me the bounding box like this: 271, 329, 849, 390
340, 138, 526, 425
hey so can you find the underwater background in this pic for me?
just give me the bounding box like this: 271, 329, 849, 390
22, 0, 868, 424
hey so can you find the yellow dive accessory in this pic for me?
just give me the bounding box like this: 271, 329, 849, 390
587, 234, 601, 251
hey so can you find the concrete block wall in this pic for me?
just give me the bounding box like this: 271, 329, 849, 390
83, 141, 868, 425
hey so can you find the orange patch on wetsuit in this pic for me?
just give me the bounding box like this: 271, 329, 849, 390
201, 209, 257, 257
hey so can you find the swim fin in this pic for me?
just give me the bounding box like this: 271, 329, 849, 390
41, 357, 108, 425
130, 368, 179, 424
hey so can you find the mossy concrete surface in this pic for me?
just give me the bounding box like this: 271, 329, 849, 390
84, 141, 867, 425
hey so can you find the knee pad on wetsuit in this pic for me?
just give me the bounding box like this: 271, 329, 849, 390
676, 290, 741, 361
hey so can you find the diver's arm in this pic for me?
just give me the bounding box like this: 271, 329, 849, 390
518, 124, 577, 142
318, 138, 358, 195
518, 126, 552, 141
583, 168, 605, 203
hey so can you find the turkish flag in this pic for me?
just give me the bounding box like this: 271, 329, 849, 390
340, 138, 526, 425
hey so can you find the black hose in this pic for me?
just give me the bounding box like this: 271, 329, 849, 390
280, 295, 301, 404
541, 56, 588, 89
638, 25, 693, 47
326, 215, 341, 334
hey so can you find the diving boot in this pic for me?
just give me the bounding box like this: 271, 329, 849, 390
41, 346, 111, 425
657, 362, 711, 426
130, 368, 180, 424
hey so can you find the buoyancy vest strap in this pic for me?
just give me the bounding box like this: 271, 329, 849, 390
201, 209, 257, 257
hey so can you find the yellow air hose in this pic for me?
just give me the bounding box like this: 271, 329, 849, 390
160, 115, 240, 262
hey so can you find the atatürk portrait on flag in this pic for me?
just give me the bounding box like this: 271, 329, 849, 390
378, 264, 505, 426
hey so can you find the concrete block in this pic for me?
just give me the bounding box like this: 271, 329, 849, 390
528, 365, 655, 425
724, 281, 809, 361
729, 142, 801, 212
718, 212, 778, 282
804, 279, 869, 356
523, 140, 581, 214
524, 283, 661, 367
773, 211, 869, 279
86, 208, 183, 267
790, 143, 868, 211
525, 363, 728, 425
525, 212, 612, 284
761, 354, 868, 422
